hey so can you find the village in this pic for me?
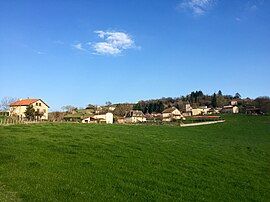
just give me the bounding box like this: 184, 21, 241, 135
1, 92, 266, 126
1, 1, 269, 200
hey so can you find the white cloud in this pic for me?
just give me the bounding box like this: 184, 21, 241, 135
93, 42, 121, 55
94, 31, 106, 38
72, 43, 86, 51
53, 40, 64, 45
235, 17, 242, 22
178, 0, 216, 16
36, 51, 45, 54
92, 31, 135, 55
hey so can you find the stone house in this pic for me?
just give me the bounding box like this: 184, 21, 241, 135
125, 110, 146, 123
162, 107, 183, 122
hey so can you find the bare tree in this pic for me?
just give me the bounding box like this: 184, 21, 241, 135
61, 105, 76, 113
0, 97, 17, 111
48, 112, 66, 122
114, 104, 133, 117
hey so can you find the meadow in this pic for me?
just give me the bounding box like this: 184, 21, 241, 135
0, 115, 269, 201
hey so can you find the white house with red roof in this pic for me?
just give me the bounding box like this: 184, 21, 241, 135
9, 98, 49, 120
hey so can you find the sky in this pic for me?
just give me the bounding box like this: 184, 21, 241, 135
0, 0, 269, 111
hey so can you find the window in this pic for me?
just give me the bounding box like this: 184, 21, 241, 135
39, 103, 41, 106
36, 103, 38, 106
43, 109, 46, 113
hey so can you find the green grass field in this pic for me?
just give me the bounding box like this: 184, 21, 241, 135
0, 115, 269, 201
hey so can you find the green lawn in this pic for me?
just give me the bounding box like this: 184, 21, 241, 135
0, 115, 269, 201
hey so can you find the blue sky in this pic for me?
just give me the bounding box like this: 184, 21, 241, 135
0, 0, 269, 110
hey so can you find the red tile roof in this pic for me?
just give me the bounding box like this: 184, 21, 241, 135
9, 99, 49, 107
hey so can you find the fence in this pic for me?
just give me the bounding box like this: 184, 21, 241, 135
0, 118, 23, 125
0, 118, 43, 126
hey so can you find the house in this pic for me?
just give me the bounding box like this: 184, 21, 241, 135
82, 112, 114, 124
192, 106, 212, 116
182, 104, 192, 117
208, 108, 220, 114
144, 113, 153, 120
9, 98, 49, 120
191, 108, 204, 116
116, 116, 125, 124
125, 110, 146, 123
231, 100, 238, 106
108, 106, 116, 111
94, 112, 114, 124
82, 116, 98, 123
221, 105, 239, 114
162, 107, 183, 122
151, 112, 163, 121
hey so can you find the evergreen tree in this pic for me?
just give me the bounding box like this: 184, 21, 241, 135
148, 103, 154, 114
218, 90, 222, 96
211, 93, 217, 108
24, 105, 35, 120
157, 101, 164, 113
133, 103, 142, 111
234, 92, 241, 99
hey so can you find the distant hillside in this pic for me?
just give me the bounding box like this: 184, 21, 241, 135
132, 91, 270, 114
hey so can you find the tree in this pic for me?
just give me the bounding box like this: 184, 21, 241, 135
133, 103, 142, 111
105, 101, 112, 106
48, 112, 66, 122
0, 97, 17, 111
211, 93, 217, 108
254, 96, 270, 114
217, 95, 227, 107
86, 104, 96, 109
114, 104, 133, 117
157, 101, 164, 113
188, 91, 204, 104
34, 110, 44, 121
217, 90, 222, 96
61, 105, 76, 113
24, 105, 35, 120
234, 93, 241, 99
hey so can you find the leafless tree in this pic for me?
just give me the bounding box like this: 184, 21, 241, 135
61, 105, 76, 113
0, 97, 17, 111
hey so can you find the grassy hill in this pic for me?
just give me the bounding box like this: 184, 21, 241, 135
0, 115, 269, 201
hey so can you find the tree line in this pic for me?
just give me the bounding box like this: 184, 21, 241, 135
131, 90, 270, 114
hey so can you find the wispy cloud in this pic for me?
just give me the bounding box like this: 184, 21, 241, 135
92, 31, 135, 55
53, 40, 64, 45
235, 0, 264, 22
177, 0, 216, 16
235, 17, 242, 22
36, 51, 45, 55
246, 0, 264, 11
72, 43, 86, 51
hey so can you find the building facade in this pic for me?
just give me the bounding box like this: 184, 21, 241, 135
125, 110, 146, 123
162, 107, 183, 122
9, 98, 49, 120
